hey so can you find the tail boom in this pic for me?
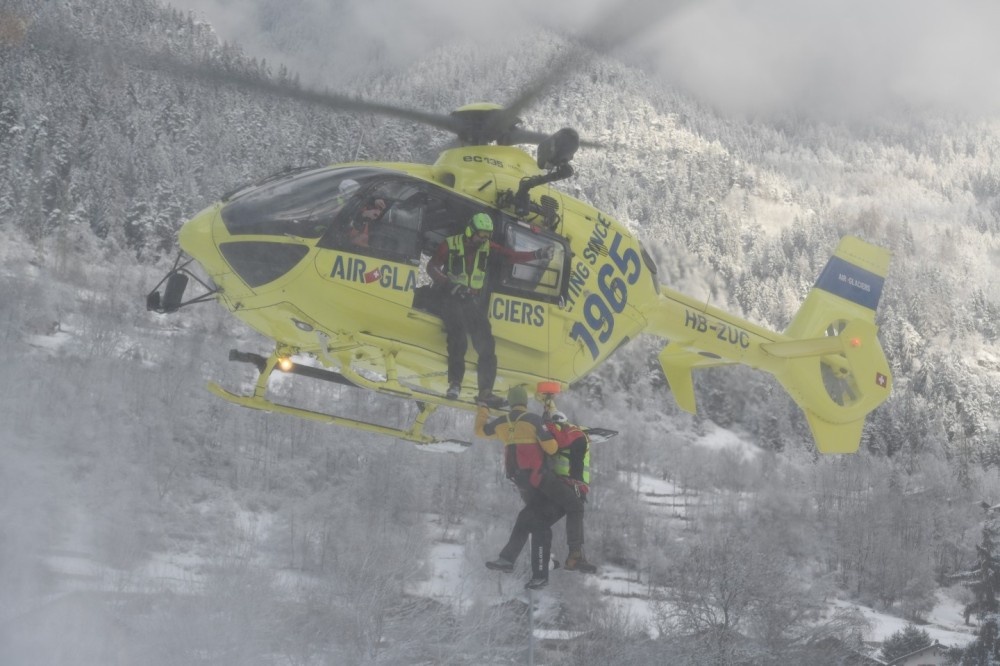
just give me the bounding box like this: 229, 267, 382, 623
646, 236, 892, 454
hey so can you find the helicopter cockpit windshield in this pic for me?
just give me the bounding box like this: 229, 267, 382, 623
221, 167, 381, 239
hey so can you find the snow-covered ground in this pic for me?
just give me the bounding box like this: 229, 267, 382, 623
833, 595, 974, 647
401, 464, 978, 648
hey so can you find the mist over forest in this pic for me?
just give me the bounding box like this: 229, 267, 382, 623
3, 0, 1000, 664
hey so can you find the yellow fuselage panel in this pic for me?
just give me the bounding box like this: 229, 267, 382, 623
435, 146, 545, 180
176, 155, 661, 393
177, 206, 244, 292
555, 205, 655, 377
310, 248, 555, 378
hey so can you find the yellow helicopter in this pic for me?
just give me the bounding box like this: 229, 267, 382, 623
9, 9, 894, 454
145, 91, 892, 454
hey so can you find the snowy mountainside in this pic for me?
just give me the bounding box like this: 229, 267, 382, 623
4, 0, 1000, 662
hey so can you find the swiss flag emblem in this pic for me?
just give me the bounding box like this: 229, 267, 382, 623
875, 372, 888, 388
364, 268, 382, 284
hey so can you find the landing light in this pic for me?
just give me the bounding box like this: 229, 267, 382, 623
278, 357, 294, 372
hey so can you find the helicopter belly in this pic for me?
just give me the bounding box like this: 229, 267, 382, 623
227, 299, 328, 353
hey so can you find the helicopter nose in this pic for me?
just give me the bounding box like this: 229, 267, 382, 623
178, 205, 310, 294
178, 205, 226, 273
176, 205, 258, 299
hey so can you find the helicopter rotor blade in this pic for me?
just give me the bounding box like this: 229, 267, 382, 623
21, 0, 687, 150
505, 127, 556, 146
24, 24, 463, 134
490, 0, 692, 141
503, 127, 602, 150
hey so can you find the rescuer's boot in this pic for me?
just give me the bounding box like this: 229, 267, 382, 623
477, 391, 506, 409
564, 550, 597, 574
485, 557, 514, 573
524, 576, 548, 590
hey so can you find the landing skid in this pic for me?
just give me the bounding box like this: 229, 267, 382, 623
209, 348, 617, 447
209, 348, 485, 447
207, 382, 472, 446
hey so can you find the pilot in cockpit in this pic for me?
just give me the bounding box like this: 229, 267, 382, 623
348, 196, 387, 248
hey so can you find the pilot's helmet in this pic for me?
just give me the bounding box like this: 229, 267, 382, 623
338, 178, 360, 195
466, 212, 494, 239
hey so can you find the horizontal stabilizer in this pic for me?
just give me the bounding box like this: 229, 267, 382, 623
761, 335, 843, 359
658, 343, 735, 414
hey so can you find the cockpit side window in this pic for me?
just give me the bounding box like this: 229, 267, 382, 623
320, 179, 428, 265
496, 219, 566, 302
221, 167, 379, 238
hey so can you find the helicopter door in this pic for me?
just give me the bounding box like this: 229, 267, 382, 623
416, 194, 481, 258
488, 220, 567, 353
410, 193, 489, 313
496, 220, 565, 301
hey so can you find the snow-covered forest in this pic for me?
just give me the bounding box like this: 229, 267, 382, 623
4, 0, 1000, 663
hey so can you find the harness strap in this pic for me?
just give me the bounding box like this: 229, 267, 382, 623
503, 411, 539, 445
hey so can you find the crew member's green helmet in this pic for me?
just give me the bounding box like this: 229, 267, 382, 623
466, 212, 494, 238
507, 384, 529, 407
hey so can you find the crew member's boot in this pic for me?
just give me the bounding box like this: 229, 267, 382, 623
485, 557, 514, 573
564, 550, 597, 574
476, 390, 506, 409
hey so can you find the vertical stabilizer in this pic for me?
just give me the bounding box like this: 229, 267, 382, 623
785, 236, 891, 339
771, 237, 893, 453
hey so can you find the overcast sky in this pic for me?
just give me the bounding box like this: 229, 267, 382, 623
163, 0, 1000, 121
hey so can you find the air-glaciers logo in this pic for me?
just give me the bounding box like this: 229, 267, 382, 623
329, 255, 416, 292
876, 372, 888, 388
